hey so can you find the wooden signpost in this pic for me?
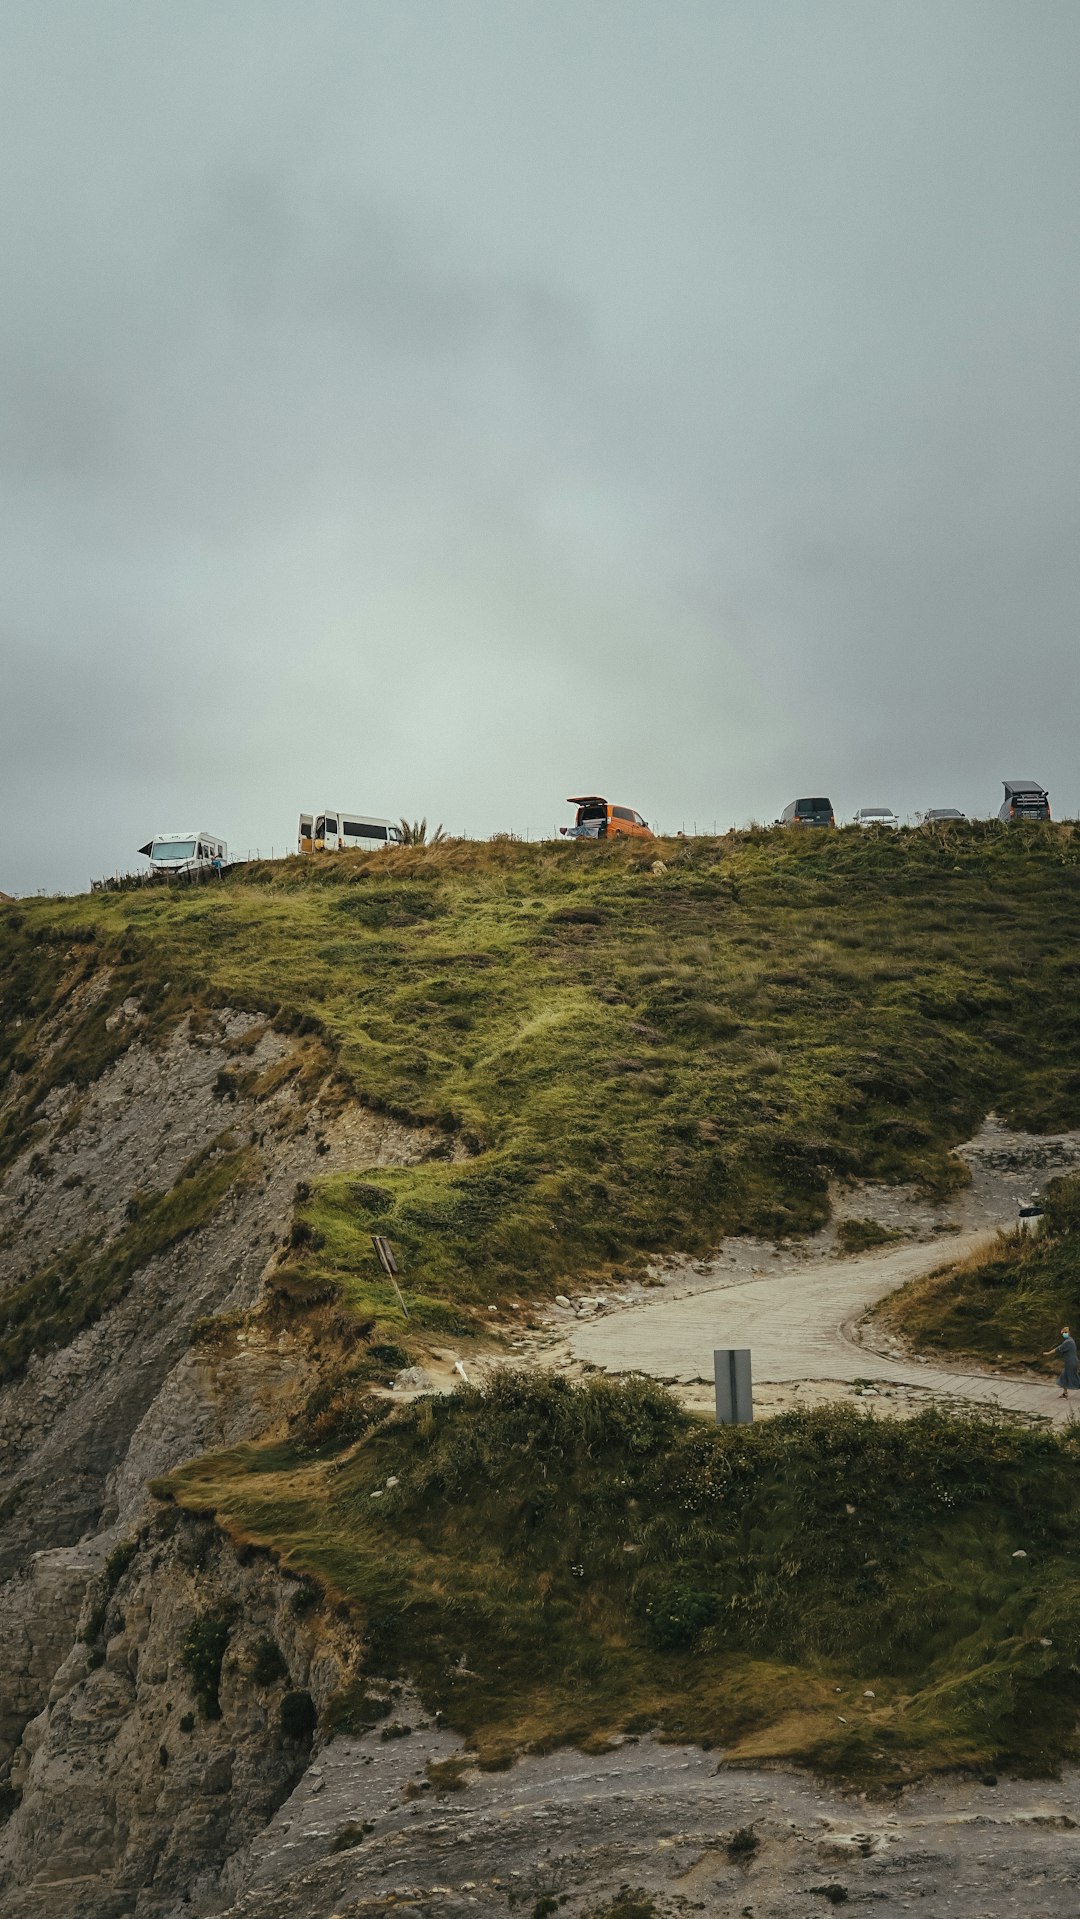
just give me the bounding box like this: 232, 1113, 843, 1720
371, 1234, 409, 1319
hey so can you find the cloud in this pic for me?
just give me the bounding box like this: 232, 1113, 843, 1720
1, 1, 1078, 891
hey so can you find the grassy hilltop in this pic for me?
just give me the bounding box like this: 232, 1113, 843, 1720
6, 822, 1080, 1779
6, 821, 1080, 1337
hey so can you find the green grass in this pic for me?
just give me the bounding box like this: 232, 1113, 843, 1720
881, 1174, 1080, 1370
161, 1372, 1080, 1782
7, 823, 1080, 1323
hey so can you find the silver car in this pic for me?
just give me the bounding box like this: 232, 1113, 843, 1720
852, 807, 899, 829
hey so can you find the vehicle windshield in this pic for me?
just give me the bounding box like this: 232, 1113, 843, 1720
151, 840, 196, 861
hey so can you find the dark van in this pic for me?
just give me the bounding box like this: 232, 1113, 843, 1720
780, 797, 836, 828
998, 781, 1050, 823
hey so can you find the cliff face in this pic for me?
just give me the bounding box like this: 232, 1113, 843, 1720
0, 978, 436, 1914
1, 1516, 362, 1919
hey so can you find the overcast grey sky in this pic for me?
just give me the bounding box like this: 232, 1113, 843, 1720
2, 1, 1078, 893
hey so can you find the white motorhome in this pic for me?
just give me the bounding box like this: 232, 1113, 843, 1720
138, 832, 227, 876
298, 812, 404, 853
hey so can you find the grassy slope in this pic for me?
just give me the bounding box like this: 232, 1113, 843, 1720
6, 823, 1080, 1337
880, 1175, 1080, 1370
164, 1374, 1080, 1783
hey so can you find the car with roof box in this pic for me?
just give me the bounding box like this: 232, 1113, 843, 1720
998, 781, 1050, 823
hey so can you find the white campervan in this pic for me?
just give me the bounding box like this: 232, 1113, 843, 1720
138, 832, 227, 876
298, 812, 404, 853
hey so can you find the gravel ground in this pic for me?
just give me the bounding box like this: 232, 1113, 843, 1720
206, 1711, 1080, 1919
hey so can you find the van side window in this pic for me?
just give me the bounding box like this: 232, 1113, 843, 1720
613, 807, 634, 822
325, 818, 338, 835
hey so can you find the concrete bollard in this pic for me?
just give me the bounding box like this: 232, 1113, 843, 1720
714, 1348, 753, 1425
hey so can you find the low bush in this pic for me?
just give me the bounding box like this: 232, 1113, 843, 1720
181, 1607, 237, 1719
166, 1375, 1080, 1782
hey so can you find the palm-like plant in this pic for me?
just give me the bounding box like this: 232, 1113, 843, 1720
398, 818, 446, 846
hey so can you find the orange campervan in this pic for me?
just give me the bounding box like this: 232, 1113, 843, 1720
560, 797, 653, 841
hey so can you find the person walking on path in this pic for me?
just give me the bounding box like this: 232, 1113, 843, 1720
1044, 1326, 1080, 1399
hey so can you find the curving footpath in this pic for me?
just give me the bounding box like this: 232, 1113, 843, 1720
564, 1229, 1075, 1424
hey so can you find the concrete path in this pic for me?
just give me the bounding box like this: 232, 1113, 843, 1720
564, 1229, 1076, 1425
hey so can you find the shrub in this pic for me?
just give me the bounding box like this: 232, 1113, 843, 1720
290, 1379, 389, 1454
181, 1608, 236, 1719
584, 1892, 658, 1919
726, 1825, 759, 1861
104, 1538, 139, 1590
642, 1582, 720, 1650
369, 1341, 409, 1370
350, 1182, 394, 1214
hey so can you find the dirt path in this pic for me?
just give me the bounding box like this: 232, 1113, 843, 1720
510, 1120, 1080, 1426
561, 1227, 1074, 1423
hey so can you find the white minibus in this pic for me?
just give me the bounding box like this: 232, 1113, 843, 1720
298, 812, 404, 853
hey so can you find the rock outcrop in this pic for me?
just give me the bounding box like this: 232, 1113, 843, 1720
0, 986, 436, 1913
0, 1516, 361, 1917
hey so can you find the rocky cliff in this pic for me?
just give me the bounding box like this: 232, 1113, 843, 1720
0, 973, 434, 1914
